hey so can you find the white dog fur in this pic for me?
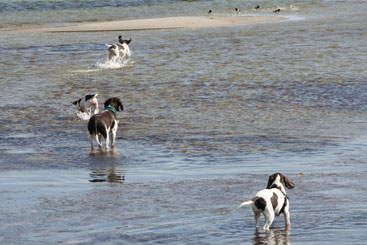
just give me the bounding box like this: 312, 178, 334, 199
72, 94, 99, 116
106, 36, 131, 63
238, 173, 295, 231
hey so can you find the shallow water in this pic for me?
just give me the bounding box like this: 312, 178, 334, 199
1, 0, 367, 244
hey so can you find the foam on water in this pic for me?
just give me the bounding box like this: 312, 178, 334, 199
75, 106, 101, 121
72, 57, 134, 73
76, 111, 92, 121
96, 57, 133, 70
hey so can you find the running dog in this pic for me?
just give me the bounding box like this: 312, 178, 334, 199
106, 36, 131, 62
87, 97, 123, 151
72, 94, 99, 116
238, 173, 295, 231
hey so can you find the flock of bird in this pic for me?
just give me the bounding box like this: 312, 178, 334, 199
208, 5, 281, 15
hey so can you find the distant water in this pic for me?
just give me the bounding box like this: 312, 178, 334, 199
0, 0, 367, 244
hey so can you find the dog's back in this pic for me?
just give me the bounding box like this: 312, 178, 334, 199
88, 111, 115, 138
73, 94, 98, 115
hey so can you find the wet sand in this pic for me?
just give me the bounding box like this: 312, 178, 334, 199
11, 16, 286, 33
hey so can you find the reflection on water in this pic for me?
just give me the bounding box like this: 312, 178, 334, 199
89, 147, 120, 156
253, 229, 290, 245
89, 149, 126, 183
89, 167, 125, 183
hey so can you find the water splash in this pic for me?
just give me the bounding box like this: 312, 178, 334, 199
76, 111, 92, 121
96, 58, 133, 70
72, 57, 134, 73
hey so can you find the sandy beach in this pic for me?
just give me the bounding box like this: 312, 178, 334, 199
11, 16, 286, 33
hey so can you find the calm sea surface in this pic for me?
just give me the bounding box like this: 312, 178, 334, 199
1, 0, 366, 244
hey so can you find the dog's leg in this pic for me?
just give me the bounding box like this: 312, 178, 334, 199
105, 128, 111, 150
90, 133, 94, 150
87, 106, 92, 116
263, 207, 275, 231
111, 131, 116, 147
283, 204, 291, 229
254, 211, 261, 229
109, 49, 117, 63
111, 121, 118, 148
96, 134, 103, 148
91, 101, 99, 115
126, 48, 131, 57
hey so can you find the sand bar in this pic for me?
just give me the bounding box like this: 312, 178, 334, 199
10, 16, 286, 33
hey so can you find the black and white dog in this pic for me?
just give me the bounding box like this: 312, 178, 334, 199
105, 36, 131, 63
72, 94, 99, 116
88, 97, 123, 150
238, 173, 295, 231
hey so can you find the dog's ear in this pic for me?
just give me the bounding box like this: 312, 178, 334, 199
119, 36, 131, 45
117, 99, 124, 111
72, 98, 81, 105
282, 175, 295, 189
104, 98, 112, 108
266, 174, 277, 189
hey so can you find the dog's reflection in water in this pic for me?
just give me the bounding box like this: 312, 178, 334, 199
253, 228, 290, 245
89, 167, 125, 183
89, 149, 125, 183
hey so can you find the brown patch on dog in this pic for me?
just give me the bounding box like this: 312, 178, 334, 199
271, 193, 278, 210
279, 196, 288, 215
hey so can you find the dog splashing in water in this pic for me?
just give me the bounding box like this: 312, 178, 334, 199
105, 36, 131, 63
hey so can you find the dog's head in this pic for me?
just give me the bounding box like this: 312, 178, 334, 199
72, 98, 81, 106
104, 97, 124, 111
72, 94, 98, 105
267, 173, 295, 190
118, 35, 131, 45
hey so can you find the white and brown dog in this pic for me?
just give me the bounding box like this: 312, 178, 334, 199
72, 94, 99, 116
88, 97, 123, 150
106, 36, 131, 63
238, 173, 295, 231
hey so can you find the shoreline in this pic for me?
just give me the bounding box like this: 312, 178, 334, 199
5, 15, 286, 33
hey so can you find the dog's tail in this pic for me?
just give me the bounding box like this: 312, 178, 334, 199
237, 200, 254, 209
